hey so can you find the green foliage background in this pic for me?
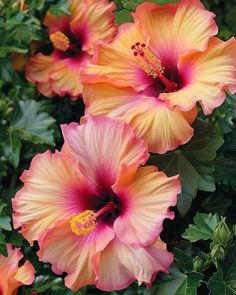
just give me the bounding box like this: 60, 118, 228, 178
0, 0, 235, 294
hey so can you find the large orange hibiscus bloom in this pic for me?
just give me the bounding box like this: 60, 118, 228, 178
82, 0, 236, 153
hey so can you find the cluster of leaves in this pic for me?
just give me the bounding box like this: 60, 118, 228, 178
0, 0, 236, 294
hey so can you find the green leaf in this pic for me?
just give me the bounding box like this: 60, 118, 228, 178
214, 157, 236, 191
0, 230, 7, 256
208, 244, 236, 294
0, 59, 13, 82
148, 120, 224, 216
12, 100, 56, 146
0, 13, 41, 57
2, 128, 22, 167
33, 275, 63, 293
182, 213, 219, 242
201, 193, 232, 215
209, 270, 236, 295
121, 0, 138, 11
115, 10, 133, 24
150, 266, 203, 295
0, 201, 7, 214
27, 0, 45, 10
212, 92, 236, 135
174, 248, 193, 272
49, 0, 70, 16
8, 230, 23, 246
0, 215, 12, 231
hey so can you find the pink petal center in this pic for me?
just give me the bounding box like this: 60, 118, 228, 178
67, 183, 128, 236
130, 42, 190, 98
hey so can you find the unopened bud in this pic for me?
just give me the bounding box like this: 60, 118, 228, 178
212, 217, 233, 246
210, 244, 225, 261
193, 256, 204, 272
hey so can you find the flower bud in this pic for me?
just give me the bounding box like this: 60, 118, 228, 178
212, 217, 233, 245
210, 244, 225, 261
193, 256, 204, 272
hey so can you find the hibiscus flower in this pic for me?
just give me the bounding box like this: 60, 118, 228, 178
82, 0, 236, 153
12, 116, 180, 291
26, 0, 117, 99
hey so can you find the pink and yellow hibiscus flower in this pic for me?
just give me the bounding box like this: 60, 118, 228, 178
12, 116, 180, 291
0, 244, 35, 295
82, 0, 236, 153
26, 0, 117, 99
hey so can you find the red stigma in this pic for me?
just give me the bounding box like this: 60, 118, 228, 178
131, 42, 146, 57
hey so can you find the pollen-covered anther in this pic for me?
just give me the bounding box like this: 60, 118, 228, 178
69, 202, 116, 236
50, 31, 70, 52
131, 43, 164, 79
131, 42, 177, 92
69, 210, 96, 236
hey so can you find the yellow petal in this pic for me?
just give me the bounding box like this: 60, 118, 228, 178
122, 98, 195, 154
82, 23, 151, 91
162, 37, 236, 114
69, 0, 117, 54
133, 0, 217, 67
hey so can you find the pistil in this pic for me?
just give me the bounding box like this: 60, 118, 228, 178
70, 202, 115, 236
131, 42, 177, 92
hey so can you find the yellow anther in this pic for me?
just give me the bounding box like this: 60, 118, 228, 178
69, 210, 96, 236
131, 42, 177, 92
131, 43, 163, 78
50, 31, 70, 52
137, 48, 163, 79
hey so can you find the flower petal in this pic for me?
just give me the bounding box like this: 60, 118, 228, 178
95, 238, 173, 291
61, 116, 148, 186
83, 85, 196, 154
113, 166, 180, 247
38, 221, 114, 291
124, 98, 195, 154
70, 0, 117, 54
13, 261, 35, 286
26, 53, 56, 84
83, 83, 140, 118
37, 82, 54, 97
133, 0, 217, 68
44, 11, 71, 34
0, 244, 35, 295
49, 56, 89, 98
162, 37, 236, 114
12, 151, 93, 243
82, 23, 151, 91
